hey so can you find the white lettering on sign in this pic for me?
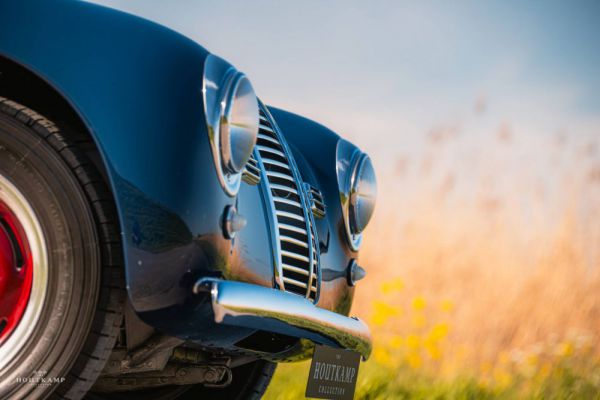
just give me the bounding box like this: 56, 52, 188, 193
312, 362, 357, 383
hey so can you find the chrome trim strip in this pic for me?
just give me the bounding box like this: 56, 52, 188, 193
281, 250, 310, 263
302, 188, 322, 301
336, 139, 364, 250
280, 235, 309, 248
253, 148, 286, 291
259, 124, 275, 134
275, 210, 305, 222
274, 197, 303, 209
269, 184, 298, 195
257, 133, 281, 146
282, 276, 308, 288
282, 263, 310, 276
278, 223, 308, 236
256, 145, 286, 159
261, 159, 290, 170
266, 170, 295, 182
194, 278, 372, 359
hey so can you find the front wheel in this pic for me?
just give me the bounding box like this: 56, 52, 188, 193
0, 98, 125, 400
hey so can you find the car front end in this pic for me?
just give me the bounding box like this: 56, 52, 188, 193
0, 1, 377, 398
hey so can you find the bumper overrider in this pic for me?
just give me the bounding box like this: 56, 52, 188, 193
193, 278, 372, 360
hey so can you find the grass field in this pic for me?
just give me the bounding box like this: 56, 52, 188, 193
265, 126, 600, 399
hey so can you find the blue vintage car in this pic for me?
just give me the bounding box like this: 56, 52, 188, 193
0, 1, 376, 398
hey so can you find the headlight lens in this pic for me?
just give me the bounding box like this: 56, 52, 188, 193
336, 139, 378, 250
221, 75, 259, 174
349, 154, 377, 234
203, 54, 259, 196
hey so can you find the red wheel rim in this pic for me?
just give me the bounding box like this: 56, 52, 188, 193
0, 199, 33, 346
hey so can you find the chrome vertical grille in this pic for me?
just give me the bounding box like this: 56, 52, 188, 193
255, 107, 319, 302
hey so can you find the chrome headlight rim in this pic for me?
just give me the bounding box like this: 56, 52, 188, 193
336, 139, 377, 251
203, 54, 259, 196
349, 153, 376, 235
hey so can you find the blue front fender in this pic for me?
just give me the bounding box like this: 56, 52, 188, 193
0, 0, 272, 334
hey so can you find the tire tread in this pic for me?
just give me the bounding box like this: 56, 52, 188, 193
0, 97, 125, 400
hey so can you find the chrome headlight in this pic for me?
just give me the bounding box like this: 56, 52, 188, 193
203, 54, 259, 196
336, 139, 378, 250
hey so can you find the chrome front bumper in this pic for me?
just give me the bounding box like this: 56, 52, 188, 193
193, 278, 372, 360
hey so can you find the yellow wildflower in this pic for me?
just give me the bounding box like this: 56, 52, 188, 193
406, 334, 421, 350
440, 299, 454, 313
498, 351, 510, 366
526, 354, 538, 367
406, 351, 422, 369
558, 341, 574, 358
381, 277, 405, 294
424, 341, 442, 360
428, 323, 449, 341
536, 362, 552, 381
493, 368, 513, 389
371, 300, 400, 326
480, 361, 493, 375
390, 335, 404, 349
373, 347, 394, 368
412, 296, 426, 311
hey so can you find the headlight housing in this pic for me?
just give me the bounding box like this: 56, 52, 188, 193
203, 54, 259, 196
336, 139, 378, 250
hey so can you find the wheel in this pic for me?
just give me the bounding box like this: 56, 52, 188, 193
86, 360, 277, 400
0, 98, 125, 400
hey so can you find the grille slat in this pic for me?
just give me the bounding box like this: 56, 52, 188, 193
269, 184, 298, 195
280, 235, 309, 248
262, 159, 290, 170
266, 171, 295, 182
253, 107, 320, 302
281, 250, 310, 263
275, 210, 305, 222
259, 124, 276, 134
282, 263, 310, 276
282, 276, 308, 289
278, 223, 308, 236
274, 197, 303, 209
257, 145, 286, 159
257, 133, 281, 146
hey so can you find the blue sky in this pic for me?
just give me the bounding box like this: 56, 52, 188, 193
90, 1, 600, 256
90, 1, 600, 182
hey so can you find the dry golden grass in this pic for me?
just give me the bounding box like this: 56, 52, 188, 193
358, 143, 600, 373
266, 126, 600, 398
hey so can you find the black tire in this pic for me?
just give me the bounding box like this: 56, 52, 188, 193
86, 360, 277, 400
0, 98, 125, 400
184, 360, 276, 400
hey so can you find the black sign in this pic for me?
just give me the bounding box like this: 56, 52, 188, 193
305, 345, 361, 400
